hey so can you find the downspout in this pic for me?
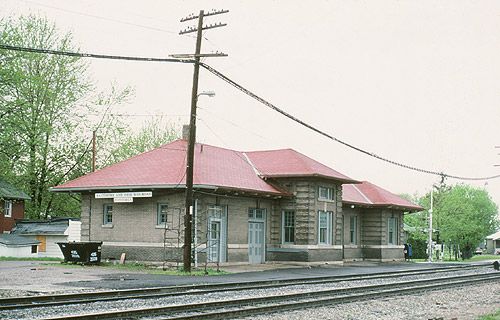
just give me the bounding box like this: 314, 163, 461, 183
341, 212, 345, 261
88, 192, 92, 242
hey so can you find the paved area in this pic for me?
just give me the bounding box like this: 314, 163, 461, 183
0, 260, 485, 293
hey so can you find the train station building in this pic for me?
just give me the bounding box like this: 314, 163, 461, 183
51, 138, 422, 264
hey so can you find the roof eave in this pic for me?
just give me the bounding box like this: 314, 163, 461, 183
51, 184, 288, 197
342, 201, 423, 212
261, 173, 359, 184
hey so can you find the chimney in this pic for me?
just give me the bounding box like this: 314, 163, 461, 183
182, 125, 190, 140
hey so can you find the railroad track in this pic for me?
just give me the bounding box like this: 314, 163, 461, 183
0, 263, 489, 311
34, 271, 500, 320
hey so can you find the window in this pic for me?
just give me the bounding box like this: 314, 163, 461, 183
318, 186, 334, 201
318, 211, 333, 244
282, 211, 295, 243
388, 217, 398, 245
103, 204, 113, 225
157, 203, 168, 225
349, 216, 357, 244
248, 208, 266, 220
208, 205, 224, 218
4, 200, 12, 218
31, 245, 38, 254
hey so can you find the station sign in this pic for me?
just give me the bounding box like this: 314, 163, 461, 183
113, 197, 133, 203
95, 192, 152, 199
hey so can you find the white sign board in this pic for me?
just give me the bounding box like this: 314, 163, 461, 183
113, 197, 133, 203
95, 192, 152, 199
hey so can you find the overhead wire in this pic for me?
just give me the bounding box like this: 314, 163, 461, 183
0, 44, 193, 64
0, 43, 497, 181
199, 62, 500, 181
23, 0, 179, 34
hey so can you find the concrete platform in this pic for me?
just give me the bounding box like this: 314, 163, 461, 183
0, 260, 485, 294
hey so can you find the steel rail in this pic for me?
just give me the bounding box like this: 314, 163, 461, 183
0, 264, 489, 311
35, 271, 500, 320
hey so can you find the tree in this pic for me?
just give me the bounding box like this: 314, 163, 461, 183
97, 117, 180, 168
0, 15, 130, 219
407, 184, 498, 260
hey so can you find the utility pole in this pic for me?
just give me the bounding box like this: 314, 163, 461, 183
92, 130, 97, 172
178, 9, 228, 273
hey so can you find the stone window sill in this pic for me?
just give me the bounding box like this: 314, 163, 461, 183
101, 224, 113, 228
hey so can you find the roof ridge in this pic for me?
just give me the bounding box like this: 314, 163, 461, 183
351, 184, 373, 204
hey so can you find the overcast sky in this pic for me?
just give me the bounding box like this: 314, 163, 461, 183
2, 0, 500, 208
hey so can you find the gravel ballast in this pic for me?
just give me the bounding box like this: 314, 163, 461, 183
1, 266, 498, 320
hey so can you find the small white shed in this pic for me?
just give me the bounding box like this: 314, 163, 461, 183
12, 218, 81, 258
0, 234, 40, 258
486, 231, 500, 255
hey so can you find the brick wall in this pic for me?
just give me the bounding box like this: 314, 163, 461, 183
0, 199, 25, 233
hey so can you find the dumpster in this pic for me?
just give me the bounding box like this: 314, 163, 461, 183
57, 242, 102, 264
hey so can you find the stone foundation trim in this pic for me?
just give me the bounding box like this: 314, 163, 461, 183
361, 245, 404, 249
277, 244, 343, 250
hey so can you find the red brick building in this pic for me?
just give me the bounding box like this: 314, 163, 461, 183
0, 178, 30, 233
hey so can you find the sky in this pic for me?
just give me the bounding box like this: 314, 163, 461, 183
1, 0, 500, 208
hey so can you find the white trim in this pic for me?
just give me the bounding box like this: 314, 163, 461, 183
4, 200, 12, 218
317, 210, 333, 245
101, 224, 113, 228
281, 210, 295, 244
229, 244, 249, 249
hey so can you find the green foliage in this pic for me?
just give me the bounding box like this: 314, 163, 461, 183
405, 184, 498, 260
0, 256, 62, 261
99, 117, 180, 168
0, 15, 130, 219
479, 309, 500, 320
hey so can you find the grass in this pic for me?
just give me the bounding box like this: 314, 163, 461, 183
0, 256, 63, 261
478, 310, 500, 320
99, 262, 230, 275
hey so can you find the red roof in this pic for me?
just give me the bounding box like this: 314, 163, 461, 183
52, 140, 293, 195
244, 149, 358, 183
342, 181, 423, 211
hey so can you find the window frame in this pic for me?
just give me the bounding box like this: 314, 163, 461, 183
157, 203, 168, 226
248, 208, 266, 221
349, 215, 357, 245
318, 186, 334, 201
4, 200, 12, 218
318, 210, 333, 245
388, 216, 398, 245
281, 210, 295, 244
103, 204, 113, 225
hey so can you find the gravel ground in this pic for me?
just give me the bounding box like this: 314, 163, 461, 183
249, 281, 500, 320
0, 261, 146, 297
1, 268, 498, 320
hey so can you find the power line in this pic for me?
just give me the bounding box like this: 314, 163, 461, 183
1, 43, 497, 181
88, 112, 188, 118
24, 0, 178, 34
199, 62, 500, 182
0, 44, 193, 64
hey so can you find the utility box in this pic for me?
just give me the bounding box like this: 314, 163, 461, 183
57, 242, 102, 264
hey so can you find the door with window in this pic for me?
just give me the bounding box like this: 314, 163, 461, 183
207, 220, 221, 262
248, 208, 266, 264
207, 205, 227, 263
